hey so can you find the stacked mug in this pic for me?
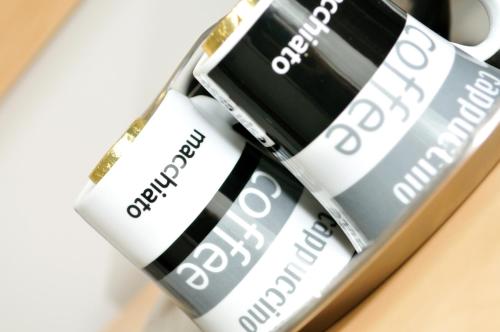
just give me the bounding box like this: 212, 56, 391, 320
75, 1, 500, 331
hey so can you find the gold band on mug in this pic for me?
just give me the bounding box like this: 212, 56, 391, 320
89, 118, 147, 184
90, 0, 259, 184
203, 0, 258, 56
89, 86, 172, 184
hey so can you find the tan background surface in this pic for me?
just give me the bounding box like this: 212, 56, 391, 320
0, 0, 78, 96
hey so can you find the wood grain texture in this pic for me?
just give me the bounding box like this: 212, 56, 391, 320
0, 0, 78, 97
330, 163, 500, 332
102, 284, 164, 332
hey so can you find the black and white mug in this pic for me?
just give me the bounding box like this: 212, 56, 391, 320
195, 0, 500, 251
75, 89, 357, 332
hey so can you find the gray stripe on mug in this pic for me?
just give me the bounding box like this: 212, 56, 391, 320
157, 157, 303, 317
334, 49, 500, 241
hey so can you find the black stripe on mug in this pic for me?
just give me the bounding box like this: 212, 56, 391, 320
206, 0, 406, 156
144, 144, 261, 280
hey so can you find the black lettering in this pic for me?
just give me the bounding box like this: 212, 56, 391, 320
179, 145, 195, 158
187, 129, 206, 149
127, 204, 141, 218
155, 172, 177, 188
318, 212, 336, 228
125, 128, 205, 218
134, 197, 151, 212
141, 188, 158, 204
150, 182, 163, 194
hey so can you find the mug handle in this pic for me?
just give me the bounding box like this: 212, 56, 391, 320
454, 0, 500, 61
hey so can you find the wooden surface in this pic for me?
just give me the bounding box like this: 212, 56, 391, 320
330, 163, 500, 332
103, 284, 163, 332
0, 0, 78, 97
